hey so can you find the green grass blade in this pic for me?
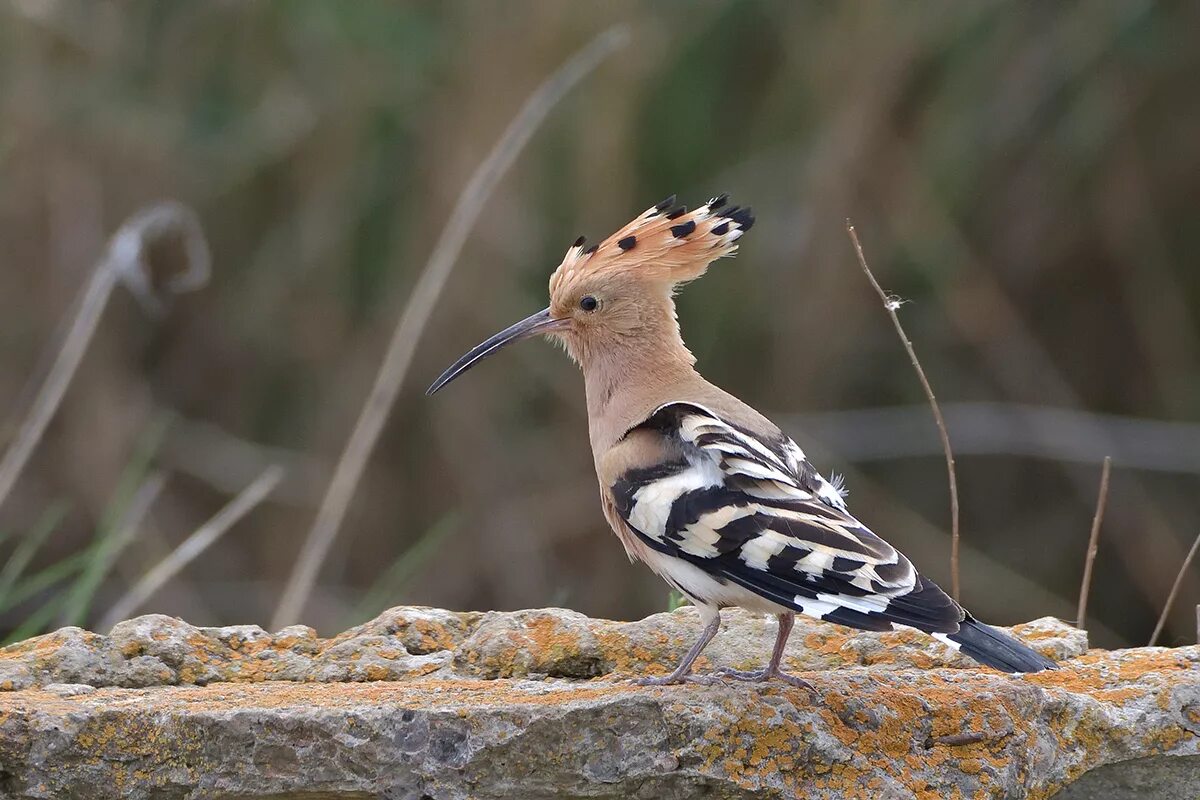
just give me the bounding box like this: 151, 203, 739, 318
58, 415, 171, 628
5, 590, 73, 644
4, 546, 95, 610
667, 590, 689, 612
343, 511, 458, 628
0, 500, 70, 610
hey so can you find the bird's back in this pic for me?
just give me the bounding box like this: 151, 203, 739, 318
596, 381, 1056, 674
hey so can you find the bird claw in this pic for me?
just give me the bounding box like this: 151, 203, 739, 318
715, 666, 815, 691
773, 673, 815, 691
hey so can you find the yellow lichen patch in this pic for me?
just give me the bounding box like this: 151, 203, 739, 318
594, 624, 709, 678
0, 609, 1196, 799
1028, 649, 1192, 700
271, 633, 312, 651
409, 618, 460, 653
363, 664, 391, 681
803, 629, 854, 660
1144, 724, 1190, 752
1010, 623, 1063, 642
593, 629, 641, 674
0, 655, 1197, 800
1, 629, 101, 659
689, 689, 808, 796
800, 671, 1039, 798
1040, 711, 1122, 793
525, 616, 586, 665
0, 679, 622, 729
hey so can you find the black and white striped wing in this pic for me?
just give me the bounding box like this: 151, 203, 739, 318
612, 402, 962, 634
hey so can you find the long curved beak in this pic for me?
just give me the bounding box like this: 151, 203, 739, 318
426, 307, 567, 396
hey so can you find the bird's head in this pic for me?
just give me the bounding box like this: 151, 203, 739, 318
427, 194, 753, 395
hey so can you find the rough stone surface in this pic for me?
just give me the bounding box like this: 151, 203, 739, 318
0, 605, 1195, 799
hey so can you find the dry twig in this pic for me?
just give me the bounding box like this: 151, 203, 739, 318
271, 26, 630, 630
1076, 456, 1112, 628
99, 464, 283, 630
0, 202, 209, 513
1150, 530, 1200, 646
845, 221, 961, 600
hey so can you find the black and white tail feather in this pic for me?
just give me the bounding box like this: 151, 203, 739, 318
611, 402, 1056, 674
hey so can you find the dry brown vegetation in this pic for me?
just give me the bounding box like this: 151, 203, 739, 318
0, 2, 1198, 648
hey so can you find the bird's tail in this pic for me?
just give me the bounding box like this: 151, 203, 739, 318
939, 614, 1058, 673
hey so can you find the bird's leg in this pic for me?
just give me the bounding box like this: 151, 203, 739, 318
634, 608, 722, 686
717, 612, 814, 690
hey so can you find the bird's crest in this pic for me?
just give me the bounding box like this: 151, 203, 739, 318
548, 194, 754, 298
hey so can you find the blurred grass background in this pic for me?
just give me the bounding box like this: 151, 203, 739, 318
1, 0, 1198, 648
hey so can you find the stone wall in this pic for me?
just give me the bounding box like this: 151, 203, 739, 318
0, 606, 1196, 798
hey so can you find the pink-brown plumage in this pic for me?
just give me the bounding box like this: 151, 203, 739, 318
428, 195, 1055, 686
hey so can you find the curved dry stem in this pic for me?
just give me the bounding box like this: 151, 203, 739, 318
270, 26, 631, 630
0, 202, 210, 513
845, 221, 961, 601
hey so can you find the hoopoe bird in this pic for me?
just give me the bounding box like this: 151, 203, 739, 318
428, 195, 1056, 685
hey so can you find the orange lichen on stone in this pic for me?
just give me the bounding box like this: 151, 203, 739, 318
409, 618, 459, 653
688, 690, 809, 795
2, 629, 100, 660
0, 608, 1194, 799
592, 629, 642, 674
1028, 648, 1192, 697
730, 671, 1029, 798
0, 662, 1197, 800
525, 616, 584, 663
1145, 724, 1190, 752
803, 629, 852, 659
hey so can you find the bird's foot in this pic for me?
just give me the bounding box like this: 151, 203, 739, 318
633, 672, 723, 686
715, 666, 814, 691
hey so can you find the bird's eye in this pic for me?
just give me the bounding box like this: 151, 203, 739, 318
579, 295, 599, 312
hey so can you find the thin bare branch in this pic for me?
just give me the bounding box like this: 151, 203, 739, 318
1076, 456, 1112, 628
0, 202, 209, 513
270, 26, 630, 630
845, 221, 961, 600
99, 465, 283, 630
1149, 530, 1200, 646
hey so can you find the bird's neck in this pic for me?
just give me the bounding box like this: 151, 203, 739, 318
579, 329, 703, 453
